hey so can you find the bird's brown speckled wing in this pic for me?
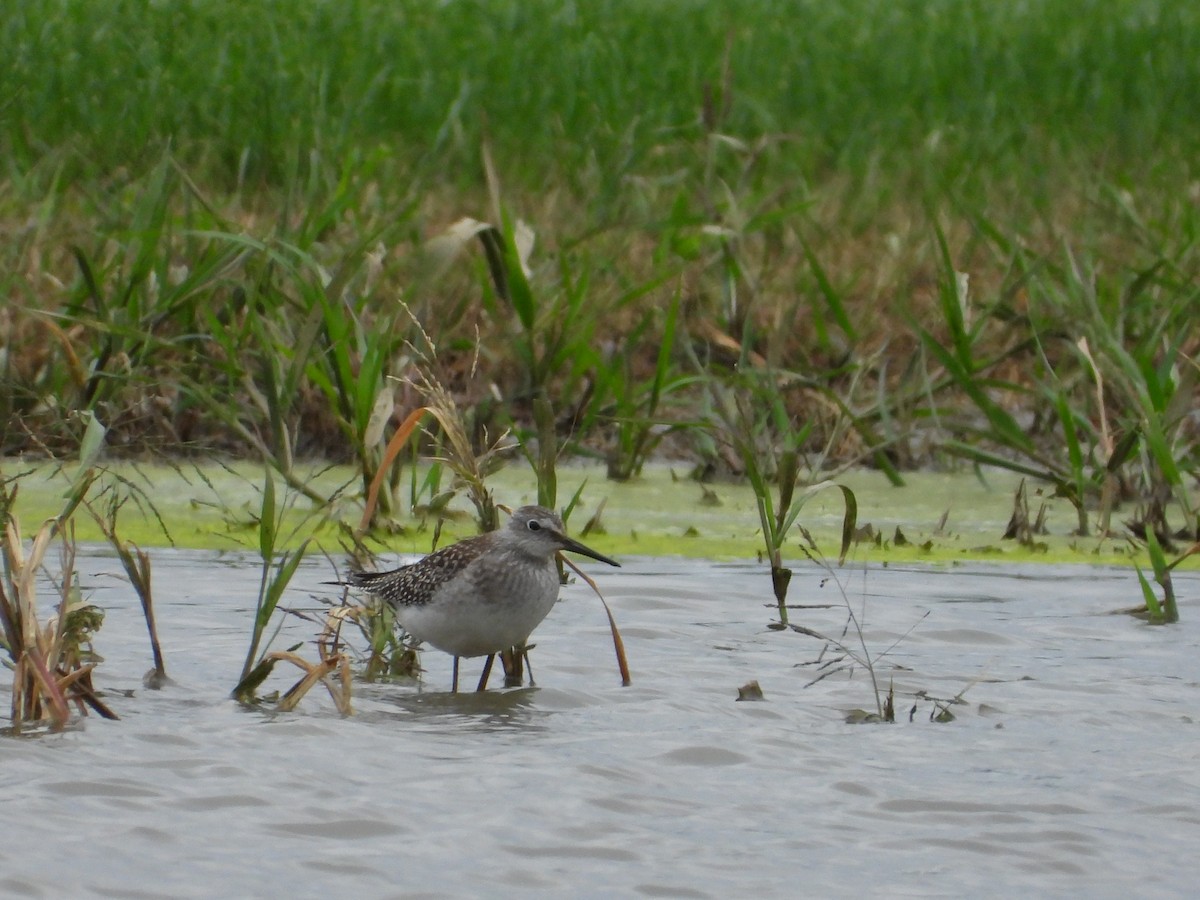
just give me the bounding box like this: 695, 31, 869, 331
348, 535, 492, 607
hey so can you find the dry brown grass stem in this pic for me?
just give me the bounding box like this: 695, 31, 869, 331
1, 514, 115, 731
269, 646, 352, 715
560, 554, 631, 686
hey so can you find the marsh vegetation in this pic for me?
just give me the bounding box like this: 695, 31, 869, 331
2, 1, 1199, 727
3, 1, 1196, 533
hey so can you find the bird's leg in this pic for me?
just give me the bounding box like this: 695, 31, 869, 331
523, 647, 536, 686
476, 654, 495, 692
451, 656, 460, 693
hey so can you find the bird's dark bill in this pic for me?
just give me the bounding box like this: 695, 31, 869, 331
560, 536, 620, 567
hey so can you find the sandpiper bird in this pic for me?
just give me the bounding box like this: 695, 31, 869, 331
348, 505, 619, 692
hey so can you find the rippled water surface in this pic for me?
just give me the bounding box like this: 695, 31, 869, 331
5, 550, 1200, 898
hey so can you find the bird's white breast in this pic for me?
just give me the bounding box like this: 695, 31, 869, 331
395, 552, 561, 658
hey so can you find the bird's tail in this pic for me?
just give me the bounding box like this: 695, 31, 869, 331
346, 570, 394, 589
322, 569, 398, 590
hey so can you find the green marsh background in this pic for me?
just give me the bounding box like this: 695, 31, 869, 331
2, 0, 1197, 559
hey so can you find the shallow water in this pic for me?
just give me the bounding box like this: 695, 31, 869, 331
4, 550, 1200, 899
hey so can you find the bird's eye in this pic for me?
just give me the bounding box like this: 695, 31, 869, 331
527, 520, 542, 531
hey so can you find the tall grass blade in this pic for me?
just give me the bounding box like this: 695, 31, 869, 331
359, 406, 428, 535
799, 236, 857, 342
1134, 565, 1163, 621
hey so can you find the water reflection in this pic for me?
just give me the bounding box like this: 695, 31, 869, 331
373, 684, 552, 733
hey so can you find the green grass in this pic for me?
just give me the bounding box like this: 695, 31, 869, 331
5, 0, 1199, 193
